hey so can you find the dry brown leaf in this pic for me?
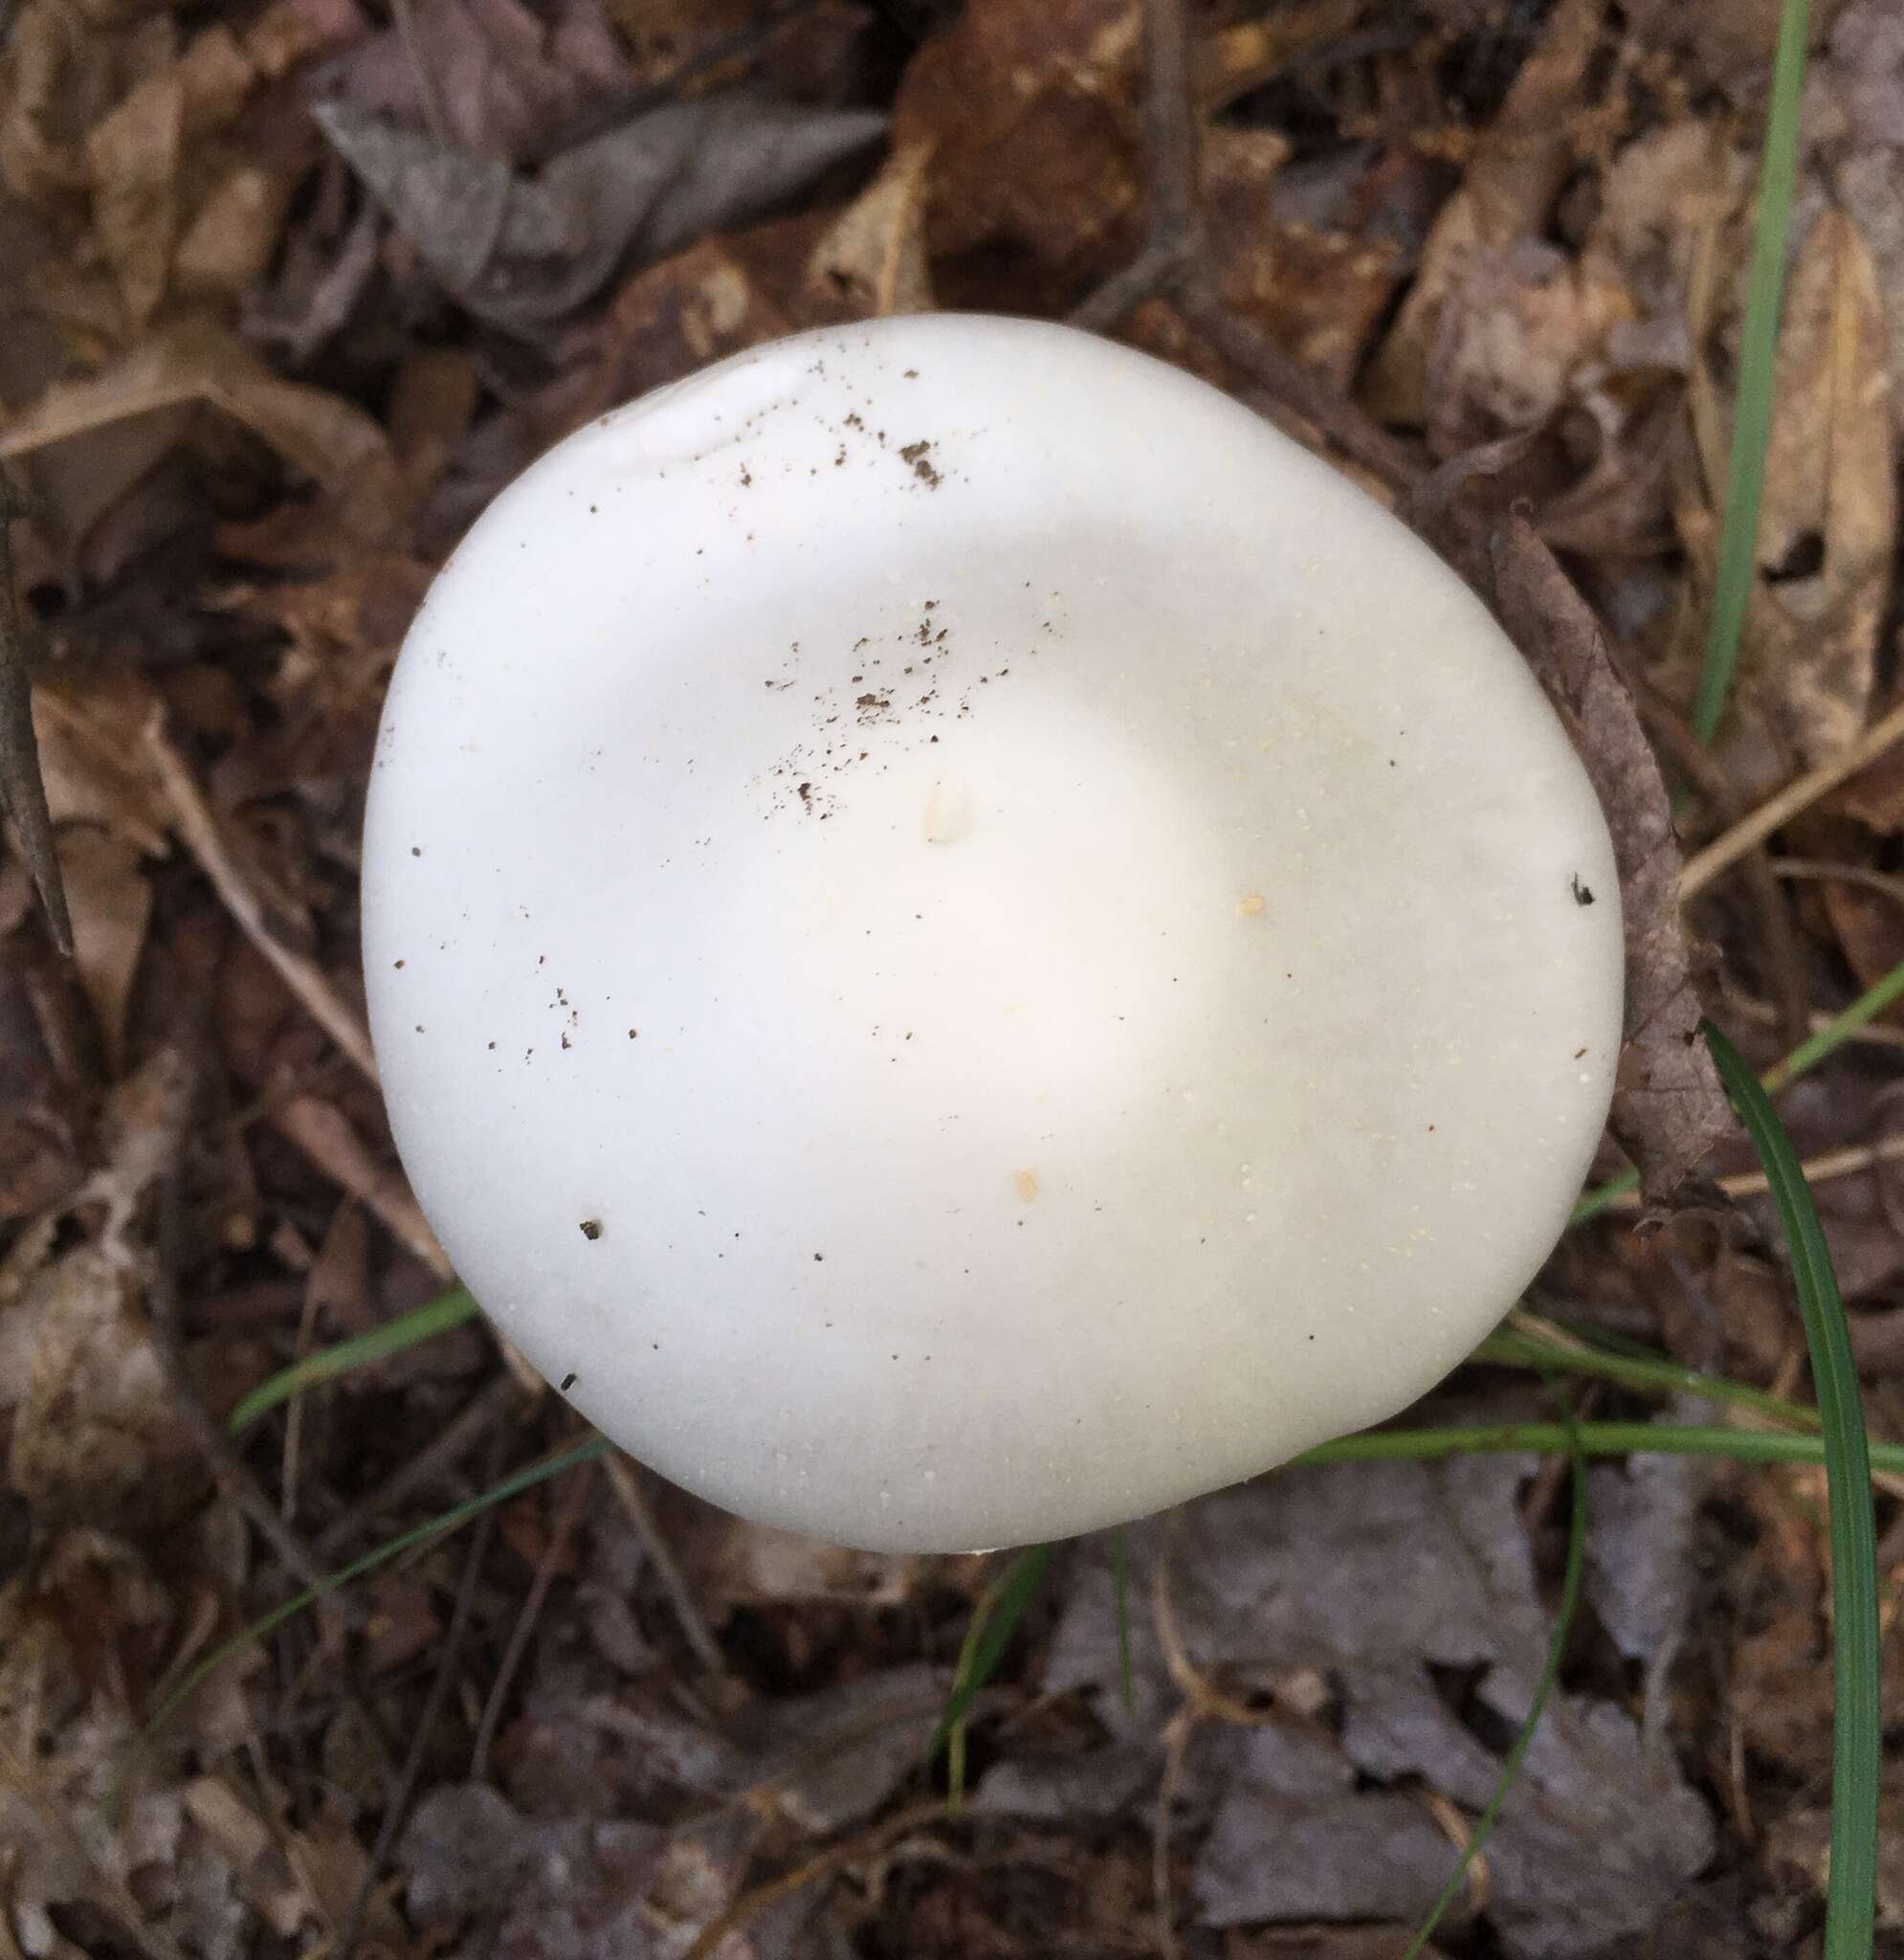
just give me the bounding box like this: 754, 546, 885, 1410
580, 233, 797, 426
893, 0, 1142, 314
807, 140, 936, 319
1202, 0, 1362, 111
1488, 514, 1731, 1203
1422, 241, 1635, 457
1, 1049, 205, 1536
85, 69, 183, 326
173, 164, 296, 301
1826, 735, 1904, 832
242, 0, 369, 80
0, 2, 174, 202
0, 319, 402, 544
665, 1489, 919, 1614
81, 26, 258, 324
1820, 877, 1904, 1006
1195, 127, 1403, 395
57, 824, 151, 1074
1738, 210, 1895, 767
380, 349, 478, 516
1362, 0, 1603, 427
30, 672, 170, 853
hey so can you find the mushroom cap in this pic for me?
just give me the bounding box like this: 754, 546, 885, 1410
363, 315, 1622, 1553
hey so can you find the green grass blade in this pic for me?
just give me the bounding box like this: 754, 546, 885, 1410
1475, 1325, 1819, 1430
227, 1289, 480, 1434
1573, 951, 1904, 1226
125, 1434, 609, 1785
1111, 1526, 1136, 1713
931, 1544, 1054, 1774
1704, 1018, 1878, 1960
1299, 1420, 1901, 1477
1401, 1411, 1588, 1960
1691, 0, 1812, 742
1762, 954, 1904, 1092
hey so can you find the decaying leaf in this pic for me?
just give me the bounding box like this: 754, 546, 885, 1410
893, 0, 1142, 313
1195, 127, 1402, 395
0, 477, 72, 955
1041, 1456, 1715, 1958
173, 164, 297, 301
327, 0, 627, 164
1719, 210, 1895, 788
82, 25, 260, 324
1, 318, 402, 545
807, 140, 936, 319
2, 1048, 203, 1534
1362, 0, 1604, 426
57, 823, 151, 1073
1489, 515, 1731, 1203
29, 671, 170, 854
400, 1664, 943, 1949
85, 68, 183, 327
315, 95, 886, 331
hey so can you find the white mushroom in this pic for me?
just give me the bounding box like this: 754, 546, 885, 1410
363, 315, 1623, 1553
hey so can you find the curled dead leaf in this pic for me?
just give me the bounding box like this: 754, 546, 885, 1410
807, 141, 936, 319
315, 96, 887, 332
1488, 513, 1731, 1204
0, 319, 401, 544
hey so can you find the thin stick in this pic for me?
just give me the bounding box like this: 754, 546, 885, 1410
1180, 287, 1422, 498
601, 1451, 728, 1677
1070, 0, 1200, 332
143, 712, 380, 1083
1771, 858, 1904, 907
1681, 697, 1904, 898
1592, 1131, 1904, 1212
680, 1801, 956, 1960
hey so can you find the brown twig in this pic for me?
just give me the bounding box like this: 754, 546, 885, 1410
469, 1452, 596, 1781
142, 710, 380, 1085
601, 1450, 729, 1678
1150, 1703, 1195, 1960
1063, 0, 1422, 500
0, 472, 71, 956
1681, 697, 1904, 899
680, 1800, 957, 1960
1069, 0, 1200, 332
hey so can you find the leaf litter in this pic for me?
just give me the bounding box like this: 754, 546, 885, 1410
1, 1, 1901, 1955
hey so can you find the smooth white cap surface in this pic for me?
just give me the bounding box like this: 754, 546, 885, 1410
364, 316, 1622, 1552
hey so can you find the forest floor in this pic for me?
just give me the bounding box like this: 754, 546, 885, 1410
3, 0, 1904, 1955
